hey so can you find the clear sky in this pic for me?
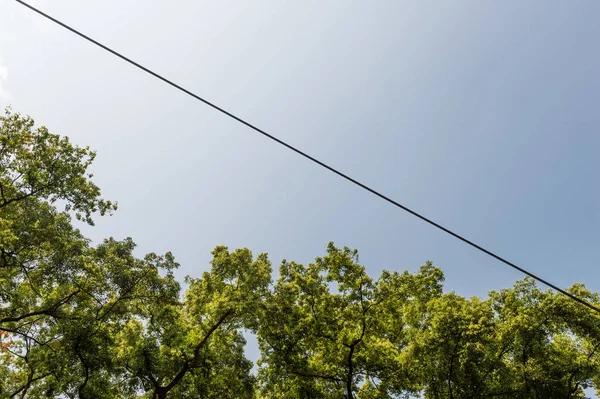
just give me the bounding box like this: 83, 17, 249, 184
1, 0, 599, 391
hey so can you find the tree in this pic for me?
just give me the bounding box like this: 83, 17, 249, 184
407, 278, 600, 399
0, 109, 270, 398
0, 109, 177, 398
115, 246, 271, 399
409, 293, 514, 398
487, 279, 600, 398
256, 243, 444, 398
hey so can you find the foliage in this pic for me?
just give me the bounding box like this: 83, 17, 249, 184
114, 246, 271, 399
256, 244, 443, 398
1, 108, 599, 398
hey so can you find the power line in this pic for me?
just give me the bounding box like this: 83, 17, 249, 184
16, 0, 600, 315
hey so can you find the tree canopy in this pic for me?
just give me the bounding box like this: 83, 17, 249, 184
1, 108, 599, 398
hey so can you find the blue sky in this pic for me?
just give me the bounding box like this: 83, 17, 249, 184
1, 0, 599, 391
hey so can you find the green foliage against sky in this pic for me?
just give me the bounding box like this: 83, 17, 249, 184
1, 109, 599, 398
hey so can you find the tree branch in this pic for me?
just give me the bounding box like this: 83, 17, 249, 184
154, 309, 234, 398
0, 290, 80, 324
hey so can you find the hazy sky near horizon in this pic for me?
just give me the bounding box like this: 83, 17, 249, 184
1, 0, 599, 388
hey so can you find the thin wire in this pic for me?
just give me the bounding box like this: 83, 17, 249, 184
16, 0, 600, 314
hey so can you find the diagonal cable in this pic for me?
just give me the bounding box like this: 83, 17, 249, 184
16, 0, 600, 314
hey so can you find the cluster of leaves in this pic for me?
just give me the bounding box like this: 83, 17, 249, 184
256, 248, 600, 399
0, 109, 599, 398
